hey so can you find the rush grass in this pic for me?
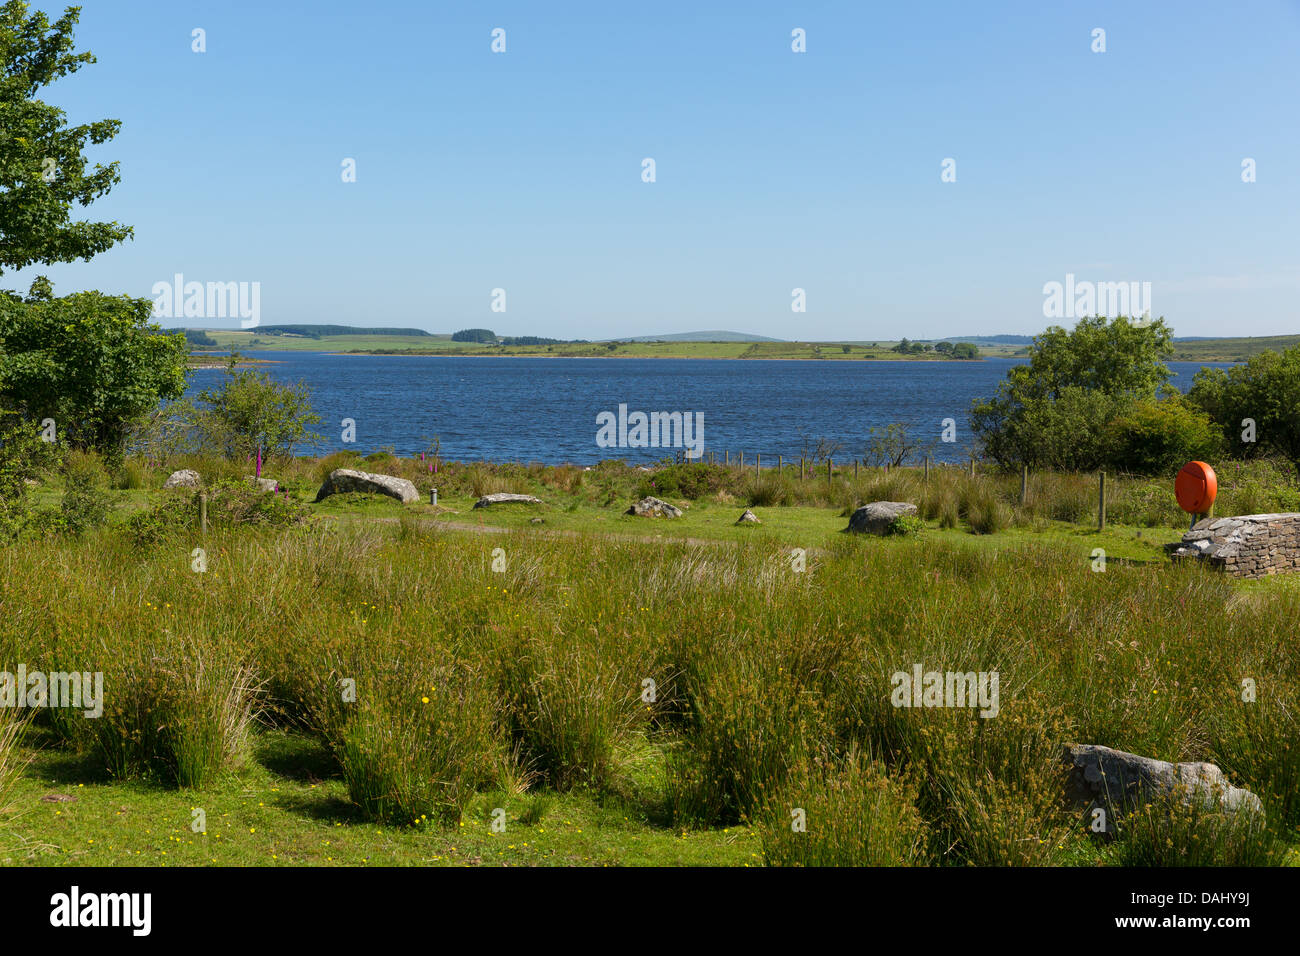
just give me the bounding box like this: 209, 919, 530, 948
0, 519, 1296, 866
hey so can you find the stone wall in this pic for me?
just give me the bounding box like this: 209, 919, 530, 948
1166, 513, 1300, 578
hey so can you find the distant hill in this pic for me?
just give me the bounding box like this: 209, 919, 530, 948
943, 335, 1035, 345
621, 330, 783, 343
185, 324, 432, 338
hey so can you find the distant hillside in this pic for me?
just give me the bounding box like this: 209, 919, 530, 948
1169, 334, 1300, 362
186, 324, 432, 338
944, 335, 1035, 345
622, 330, 783, 343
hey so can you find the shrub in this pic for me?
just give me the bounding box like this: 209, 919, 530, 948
887, 514, 924, 536
58, 478, 113, 536
639, 462, 733, 501
1104, 398, 1222, 476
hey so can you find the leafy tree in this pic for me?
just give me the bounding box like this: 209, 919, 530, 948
0, 2, 131, 273
863, 423, 930, 467
0, 285, 189, 453
1187, 345, 1300, 467
949, 342, 979, 360
972, 316, 1173, 467
184, 329, 217, 347
192, 357, 322, 460
451, 328, 496, 343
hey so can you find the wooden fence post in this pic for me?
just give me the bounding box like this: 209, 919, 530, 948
1020, 465, 1028, 507
199, 491, 208, 535
827, 458, 833, 487
1099, 471, 1106, 531
756, 453, 760, 477
924, 456, 929, 481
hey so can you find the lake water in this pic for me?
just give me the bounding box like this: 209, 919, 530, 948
184, 354, 1231, 465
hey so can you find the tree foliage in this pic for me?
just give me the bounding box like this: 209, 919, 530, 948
1187, 345, 1300, 467
0, 2, 131, 273
0, 285, 189, 452
451, 328, 496, 343
972, 316, 1175, 469
189, 357, 322, 460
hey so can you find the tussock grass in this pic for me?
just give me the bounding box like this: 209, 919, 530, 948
1, 507, 1296, 862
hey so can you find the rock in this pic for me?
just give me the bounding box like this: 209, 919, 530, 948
163, 469, 202, 490
473, 493, 544, 509
844, 501, 917, 535
314, 468, 419, 505
1062, 744, 1262, 835
529, 517, 545, 524
626, 496, 682, 519
245, 476, 278, 492
736, 509, 760, 525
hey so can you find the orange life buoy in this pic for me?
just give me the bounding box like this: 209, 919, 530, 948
1175, 461, 1218, 514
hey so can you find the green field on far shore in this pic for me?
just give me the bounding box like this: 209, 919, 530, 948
186, 329, 1300, 363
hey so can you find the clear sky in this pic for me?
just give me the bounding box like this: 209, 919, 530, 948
10, 0, 1300, 340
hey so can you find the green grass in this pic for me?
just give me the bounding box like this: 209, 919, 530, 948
194, 329, 1300, 363
194, 331, 1004, 361
1170, 334, 1300, 363
3, 452, 1299, 867
2, 729, 759, 866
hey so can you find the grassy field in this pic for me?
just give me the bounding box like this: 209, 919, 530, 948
191, 330, 1017, 360
189, 329, 1299, 363
1169, 334, 1300, 363
2, 454, 1297, 867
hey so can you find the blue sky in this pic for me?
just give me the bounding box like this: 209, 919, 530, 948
10, 0, 1300, 339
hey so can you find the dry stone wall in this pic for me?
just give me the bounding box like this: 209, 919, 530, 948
1166, 513, 1300, 578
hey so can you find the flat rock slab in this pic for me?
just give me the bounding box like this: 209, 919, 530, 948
626, 496, 682, 519
163, 469, 202, 490
315, 468, 419, 505
1062, 743, 1261, 835
245, 476, 278, 492
845, 501, 917, 535
473, 493, 544, 508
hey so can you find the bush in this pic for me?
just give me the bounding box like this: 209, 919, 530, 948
123, 481, 307, 548
638, 462, 733, 501
887, 514, 924, 536
1188, 344, 1300, 466
1104, 398, 1222, 476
